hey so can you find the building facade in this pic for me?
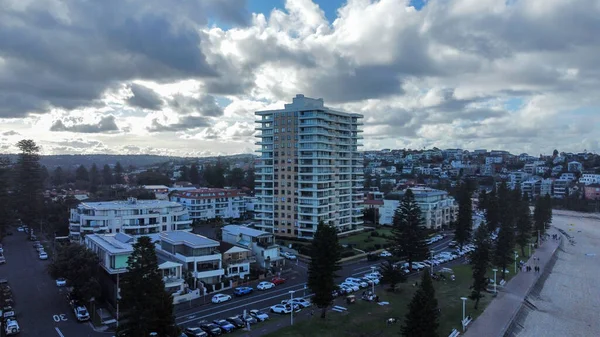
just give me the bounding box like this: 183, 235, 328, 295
221, 225, 283, 270
254, 94, 364, 238
69, 198, 192, 241
170, 188, 245, 220
219, 242, 253, 280
379, 188, 457, 229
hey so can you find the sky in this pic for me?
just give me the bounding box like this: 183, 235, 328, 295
0, 0, 599, 157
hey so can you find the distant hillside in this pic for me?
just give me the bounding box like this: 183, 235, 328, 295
0, 153, 257, 169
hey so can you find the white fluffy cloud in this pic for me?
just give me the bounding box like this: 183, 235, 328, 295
1, 0, 599, 155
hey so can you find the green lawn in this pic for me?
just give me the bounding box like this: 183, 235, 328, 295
338, 228, 393, 252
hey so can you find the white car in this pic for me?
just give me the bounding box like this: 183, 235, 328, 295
211, 294, 232, 304
270, 304, 296, 314
281, 252, 297, 260
74, 305, 90, 321
56, 278, 67, 287
257, 281, 275, 290
379, 250, 392, 257
249, 309, 270, 321
340, 282, 360, 292
39, 251, 48, 260
365, 272, 382, 279
17, 227, 25, 232
4, 317, 20, 335
361, 277, 379, 285
282, 298, 311, 308
412, 262, 425, 270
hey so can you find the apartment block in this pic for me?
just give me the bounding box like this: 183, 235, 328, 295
553, 179, 571, 198
540, 178, 554, 197
222, 225, 284, 270
579, 174, 600, 185
170, 188, 245, 220
379, 188, 457, 229
69, 198, 192, 241
521, 178, 542, 199
155, 231, 225, 292
219, 242, 254, 280
254, 94, 364, 239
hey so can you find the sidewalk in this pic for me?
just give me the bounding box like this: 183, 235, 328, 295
464, 228, 561, 337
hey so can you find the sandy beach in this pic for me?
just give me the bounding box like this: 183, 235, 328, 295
515, 211, 600, 337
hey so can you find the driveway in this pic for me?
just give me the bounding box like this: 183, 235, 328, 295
1, 229, 104, 337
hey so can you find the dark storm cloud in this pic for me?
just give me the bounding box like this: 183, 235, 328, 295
0, 0, 251, 116
127, 83, 164, 110
50, 115, 120, 133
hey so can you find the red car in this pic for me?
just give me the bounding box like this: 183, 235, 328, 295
271, 277, 286, 285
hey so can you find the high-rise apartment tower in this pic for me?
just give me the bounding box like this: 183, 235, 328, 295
254, 94, 364, 239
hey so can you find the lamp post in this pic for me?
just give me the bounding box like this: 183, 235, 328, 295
492, 268, 498, 294
460, 297, 468, 332
514, 251, 518, 274
289, 290, 295, 326
430, 250, 434, 275
529, 243, 532, 257
371, 266, 376, 294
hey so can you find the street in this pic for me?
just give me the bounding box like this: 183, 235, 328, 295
0, 229, 104, 337
174, 232, 459, 331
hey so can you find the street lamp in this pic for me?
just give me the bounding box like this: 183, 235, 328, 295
529, 243, 533, 257
430, 250, 434, 275
289, 290, 296, 326
492, 268, 498, 294
460, 297, 468, 332
514, 251, 518, 274
370, 266, 376, 295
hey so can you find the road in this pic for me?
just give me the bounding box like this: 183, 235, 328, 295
0, 229, 104, 337
174, 233, 458, 331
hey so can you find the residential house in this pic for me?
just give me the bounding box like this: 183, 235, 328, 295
579, 174, 600, 185
540, 178, 554, 197
221, 225, 284, 270
155, 231, 226, 293
521, 178, 541, 199
508, 172, 531, 189
567, 161, 583, 173
219, 242, 253, 280
553, 179, 571, 198
583, 184, 600, 201
143, 185, 170, 200
559, 173, 577, 181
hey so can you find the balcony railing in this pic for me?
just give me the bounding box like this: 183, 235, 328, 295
224, 257, 256, 265
255, 241, 278, 249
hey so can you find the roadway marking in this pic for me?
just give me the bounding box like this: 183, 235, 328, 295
55, 327, 66, 337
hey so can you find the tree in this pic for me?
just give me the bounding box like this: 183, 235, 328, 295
118, 236, 177, 336
179, 165, 190, 182
49, 244, 101, 302
470, 225, 491, 309
379, 260, 406, 291
135, 171, 171, 186
0, 157, 12, 239
515, 193, 532, 257
494, 187, 515, 279
189, 164, 200, 185
89, 164, 100, 193
244, 167, 255, 190
114, 161, 125, 184
307, 222, 342, 318
52, 166, 65, 187
533, 197, 545, 240
454, 182, 473, 250
227, 168, 245, 188
14, 140, 43, 228
75, 165, 89, 182
401, 271, 439, 337
102, 164, 113, 186
542, 194, 553, 230
389, 189, 430, 271
484, 188, 500, 233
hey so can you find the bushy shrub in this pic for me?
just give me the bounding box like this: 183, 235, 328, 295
371, 231, 379, 237
341, 251, 356, 258
374, 243, 382, 250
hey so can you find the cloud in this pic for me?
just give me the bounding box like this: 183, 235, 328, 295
50, 115, 120, 133
2, 130, 20, 136
147, 115, 212, 132
126, 83, 164, 110
169, 94, 223, 117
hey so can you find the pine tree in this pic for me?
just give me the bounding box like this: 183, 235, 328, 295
75, 165, 89, 182
533, 197, 546, 240
307, 222, 342, 318
470, 225, 491, 309
118, 236, 176, 336
52, 166, 65, 187
379, 260, 406, 291
14, 140, 43, 228
0, 156, 13, 239
179, 165, 190, 181
89, 164, 100, 193
515, 193, 532, 257
401, 271, 439, 337
49, 244, 100, 302
102, 164, 113, 185
484, 187, 499, 233
542, 194, 553, 229
114, 161, 125, 184
189, 164, 200, 185
454, 182, 473, 250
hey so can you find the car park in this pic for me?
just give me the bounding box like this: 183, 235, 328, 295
340, 282, 360, 292
183, 327, 209, 337
271, 277, 286, 285
225, 316, 245, 328
345, 278, 368, 288
257, 281, 275, 290
365, 271, 382, 279
211, 294, 232, 304
199, 322, 222, 336
212, 319, 236, 333
249, 309, 269, 321
361, 277, 379, 285
233, 286, 253, 297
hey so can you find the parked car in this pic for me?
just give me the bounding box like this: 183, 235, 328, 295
2, 306, 15, 319
281, 252, 297, 260
56, 278, 67, 287
183, 327, 209, 337
270, 304, 296, 314
225, 316, 245, 328
17, 227, 24, 232
4, 316, 20, 335
249, 309, 269, 321
236, 313, 258, 325
0, 244, 3, 254
211, 294, 232, 304
282, 298, 311, 308
199, 322, 222, 336
257, 281, 275, 290
365, 272, 382, 279
379, 250, 392, 257
212, 319, 236, 333
233, 286, 253, 297
271, 277, 286, 285
0, 255, 5, 265
340, 282, 360, 292
39, 251, 48, 260
73, 304, 90, 321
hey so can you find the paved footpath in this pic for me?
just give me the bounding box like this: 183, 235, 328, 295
464, 228, 561, 337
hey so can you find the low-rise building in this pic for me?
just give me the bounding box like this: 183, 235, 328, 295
143, 185, 170, 200
553, 179, 571, 198
567, 161, 583, 173
222, 225, 284, 270
379, 188, 457, 229
521, 178, 541, 199
219, 242, 253, 280
540, 178, 554, 197
170, 188, 245, 220
579, 174, 600, 185
583, 184, 600, 201
69, 198, 192, 241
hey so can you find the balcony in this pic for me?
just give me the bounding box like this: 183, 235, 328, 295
255, 241, 278, 249
163, 276, 185, 287
224, 257, 256, 265
193, 269, 224, 279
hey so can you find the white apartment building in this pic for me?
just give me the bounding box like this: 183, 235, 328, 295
222, 225, 284, 270
254, 94, 364, 239
69, 198, 192, 241
579, 174, 600, 185
559, 173, 577, 181
540, 178, 554, 197
521, 178, 542, 198
379, 188, 458, 229
170, 188, 245, 220
509, 172, 531, 189
553, 179, 571, 198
